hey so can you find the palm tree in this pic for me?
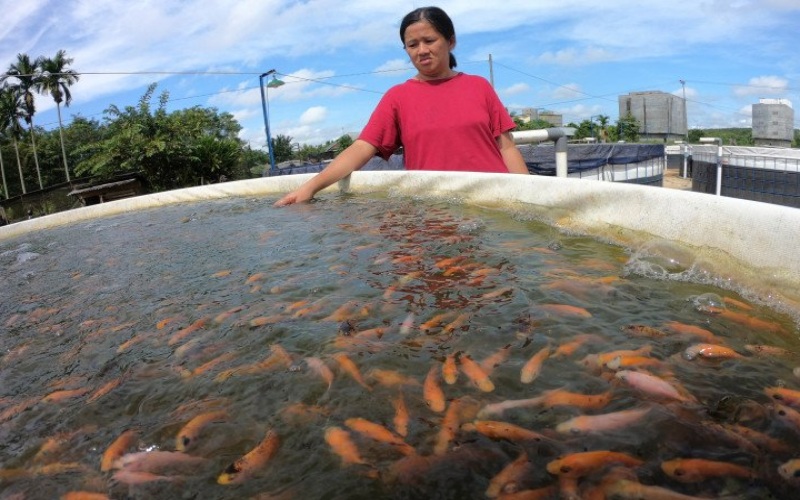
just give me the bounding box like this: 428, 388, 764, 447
0, 83, 28, 195
2, 53, 43, 190
35, 50, 79, 183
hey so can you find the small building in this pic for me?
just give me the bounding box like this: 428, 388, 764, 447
618, 91, 687, 142
68, 175, 145, 206
518, 108, 563, 127
752, 98, 794, 148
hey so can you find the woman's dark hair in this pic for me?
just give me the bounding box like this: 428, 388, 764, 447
399, 6, 457, 69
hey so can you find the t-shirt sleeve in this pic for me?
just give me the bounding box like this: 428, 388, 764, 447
358, 90, 402, 161
483, 79, 517, 137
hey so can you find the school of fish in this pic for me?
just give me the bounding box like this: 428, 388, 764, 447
1, 199, 799, 499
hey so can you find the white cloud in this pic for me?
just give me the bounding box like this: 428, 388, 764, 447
374, 59, 413, 75
733, 76, 790, 97
536, 47, 616, 66
300, 106, 327, 125
552, 83, 585, 100
501, 83, 530, 96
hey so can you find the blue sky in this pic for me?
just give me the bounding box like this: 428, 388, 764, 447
2, 0, 799, 150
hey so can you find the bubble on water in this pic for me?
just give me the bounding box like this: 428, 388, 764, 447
691, 293, 725, 313
794, 367, 800, 379
457, 219, 485, 234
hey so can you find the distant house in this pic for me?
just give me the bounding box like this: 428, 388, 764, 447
68, 173, 146, 206
618, 91, 687, 142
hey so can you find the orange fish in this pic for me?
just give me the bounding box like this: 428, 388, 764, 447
546, 450, 643, 479
459, 355, 494, 392
472, 420, 548, 443
662, 321, 721, 343
442, 353, 459, 385
716, 308, 784, 334
540, 388, 613, 410
248, 314, 284, 327
167, 317, 208, 346
538, 303, 592, 318
42, 387, 91, 403
722, 423, 792, 454
660, 457, 753, 483
442, 312, 470, 333
420, 311, 456, 333
723, 296, 753, 311
604, 479, 711, 500
183, 352, 237, 378
604, 355, 666, 371
480, 344, 513, 375
485, 452, 531, 498
745, 344, 794, 357
683, 343, 743, 361
367, 368, 419, 388
344, 417, 415, 456
615, 370, 695, 403
156, 316, 178, 330
424, 364, 446, 413
61, 492, 110, 500
764, 386, 800, 408
392, 393, 410, 437
101, 429, 138, 472
324, 426, 367, 466
433, 399, 462, 456
217, 428, 281, 484
555, 407, 651, 435
552, 334, 602, 358
176, 410, 229, 452
213, 305, 245, 324
87, 377, 123, 403
773, 403, 800, 433
623, 324, 667, 338
580, 346, 653, 370
520, 345, 550, 384
245, 272, 266, 284
332, 352, 371, 391
211, 269, 232, 278
778, 458, 800, 482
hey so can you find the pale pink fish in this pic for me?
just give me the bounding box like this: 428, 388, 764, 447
555, 407, 651, 435
520, 345, 550, 384
304, 357, 334, 390
112, 450, 207, 474
615, 370, 696, 403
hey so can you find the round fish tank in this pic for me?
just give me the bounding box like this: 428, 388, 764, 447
1, 171, 800, 499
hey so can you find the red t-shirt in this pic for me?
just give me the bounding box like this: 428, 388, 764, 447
358, 73, 516, 173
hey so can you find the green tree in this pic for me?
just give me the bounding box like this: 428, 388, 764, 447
616, 113, 640, 142
596, 115, 610, 142
35, 50, 79, 183
0, 83, 28, 195
272, 134, 294, 164
2, 53, 43, 189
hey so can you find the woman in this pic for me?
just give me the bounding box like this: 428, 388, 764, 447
274, 6, 528, 207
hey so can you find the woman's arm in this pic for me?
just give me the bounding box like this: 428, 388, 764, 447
274, 139, 379, 206
497, 131, 529, 174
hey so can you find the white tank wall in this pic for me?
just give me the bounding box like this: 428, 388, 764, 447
2, 172, 799, 311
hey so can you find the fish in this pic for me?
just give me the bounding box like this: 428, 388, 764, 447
715, 308, 784, 334
111, 469, 176, 485
604, 479, 719, 499
392, 392, 410, 437
442, 352, 459, 385
213, 305, 245, 324
552, 333, 602, 358
683, 343, 743, 361
580, 346, 653, 370
442, 312, 471, 333
183, 352, 237, 378
520, 345, 550, 384
433, 398, 462, 456
537, 303, 592, 318
555, 407, 651, 435
623, 324, 668, 338
540, 388, 613, 410
721, 423, 792, 454
245, 272, 266, 284
745, 344, 794, 356
304, 357, 334, 390
218, 428, 281, 484
87, 377, 123, 403
324, 426, 367, 466
420, 311, 457, 333
662, 321, 721, 343
459, 355, 495, 392
424, 364, 447, 413
332, 352, 371, 391
480, 344, 513, 375
175, 410, 229, 452
477, 396, 546, 419
368, 368, 420, 388
248, 314, 284, 327
472, 420, 549, 442
546, 450, 644, 479
100, 429, 138, 472
605, 355, 666, 371
344, 417, 415, 456
167, 317, 208, 346
42, 387, 91, 403
660, 457, 754, 483
778, 458, 800, 482
615, 370, 696, 403
764, 386, 800, 408
61, 492, 111, 500
493, 486, 557, 500
112, 450, 207, 474
485, 452, 531, 498
773, 403, 800, 433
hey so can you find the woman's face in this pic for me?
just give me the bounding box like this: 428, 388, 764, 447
403, 20, 455, 80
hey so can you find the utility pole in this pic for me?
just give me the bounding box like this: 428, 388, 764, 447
680, 79, 688, 140
488, 54, 494, 88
